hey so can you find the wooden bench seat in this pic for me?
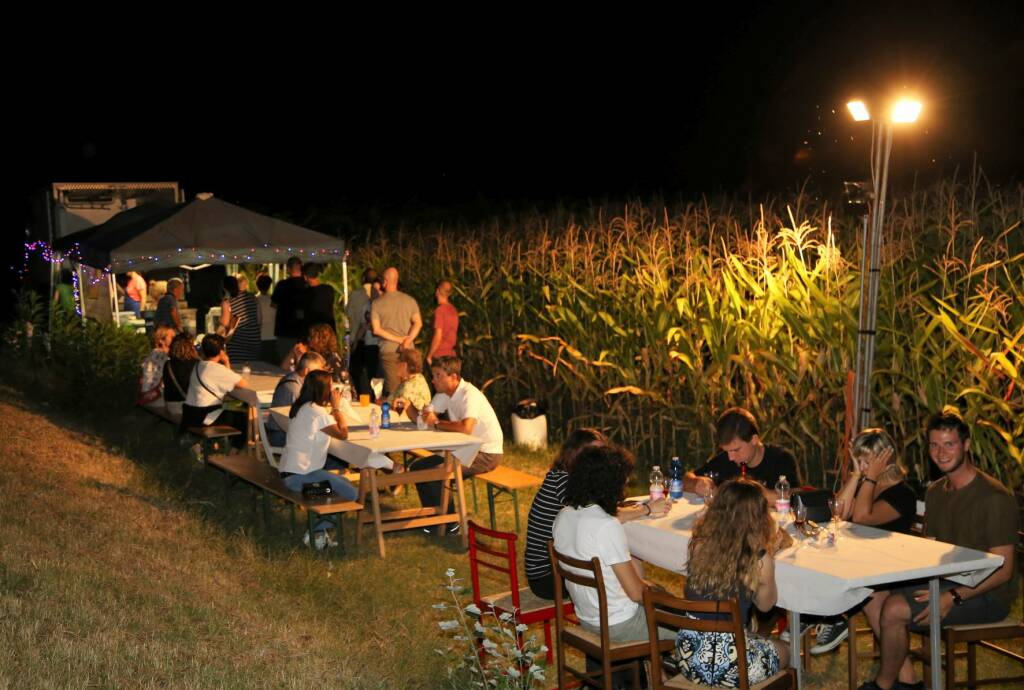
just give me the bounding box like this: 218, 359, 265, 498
206, 452, 363, 552
469, 466, 543, 533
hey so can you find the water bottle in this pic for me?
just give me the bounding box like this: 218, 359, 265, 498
241, 364, 251, 380
669, 456, 684, 499
369, 408, 381, 438
775, 475, 791, 515
381, 401, 391, 429
649, 465, 665, 503
416, 407, 429, 430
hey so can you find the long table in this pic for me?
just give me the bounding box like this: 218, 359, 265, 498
624, 493, 1004, 689
270, 406, 481, 556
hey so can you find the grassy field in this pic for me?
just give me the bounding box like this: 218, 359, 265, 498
0, 386, 1019, 688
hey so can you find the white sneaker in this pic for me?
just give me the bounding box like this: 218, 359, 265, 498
302, 530, 328, 551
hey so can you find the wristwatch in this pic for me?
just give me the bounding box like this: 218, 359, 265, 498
950, 589, 964, 606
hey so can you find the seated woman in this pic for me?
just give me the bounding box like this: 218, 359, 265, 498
163, 332, 200, 419
388, 348, 431, 414
279, 370, 358, 549
281, 323, 346, 382
180, 334, 249, 452
552, 444, 676, 643
809, 428, 917, 655
525, 428, 671, 600
678, 478, 790, 686
138, 326, 175, 407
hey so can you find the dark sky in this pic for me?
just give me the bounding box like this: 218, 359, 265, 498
11, 2, 1024, 229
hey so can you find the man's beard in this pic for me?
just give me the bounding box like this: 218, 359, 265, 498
939, 454, 966, 476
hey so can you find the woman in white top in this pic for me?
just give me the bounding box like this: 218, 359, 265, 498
552, 444, 675, 643
280, 370, 358, 544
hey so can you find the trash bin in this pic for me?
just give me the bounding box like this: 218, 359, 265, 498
511, 399, 548, 450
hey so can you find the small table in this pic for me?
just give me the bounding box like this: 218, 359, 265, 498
624, 493, 1004, 689
269, 407, 481, 556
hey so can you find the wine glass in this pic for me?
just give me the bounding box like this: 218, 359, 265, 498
827, 497, 845, 544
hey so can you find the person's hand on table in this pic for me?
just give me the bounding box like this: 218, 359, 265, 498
693, 475, 715, 496
911, 589, 955, 626
423, 410, 440, 428
647, 496, 672, 518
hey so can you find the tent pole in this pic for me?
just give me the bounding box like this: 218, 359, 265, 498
110, 273, 120, 325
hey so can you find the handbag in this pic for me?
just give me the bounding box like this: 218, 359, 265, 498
302, 481, 334, 498
792, 488, 833, 522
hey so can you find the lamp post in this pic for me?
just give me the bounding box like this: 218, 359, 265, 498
847, 98, 922, 433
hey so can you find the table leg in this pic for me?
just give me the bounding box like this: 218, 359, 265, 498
487, 483, 497, 530
789, 609, 802, 689
452, 452, 468, 548
438, 456, 453, 538
929, 577, 940, 690
369, 470, 386, 557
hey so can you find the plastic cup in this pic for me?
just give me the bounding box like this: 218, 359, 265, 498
359, 394, 370, 407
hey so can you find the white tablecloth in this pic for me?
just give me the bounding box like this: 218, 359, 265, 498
269, 406, 480, 470
624, 493, 1004, 616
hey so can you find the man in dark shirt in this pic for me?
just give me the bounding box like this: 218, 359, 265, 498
272, 256, 309, 360
301, 262, 337, 333
683, 407, 799, 501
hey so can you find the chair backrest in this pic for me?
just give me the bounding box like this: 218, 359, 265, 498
548, 539, 615, 688
642, 587, 751, 690
467, 521, 521, 613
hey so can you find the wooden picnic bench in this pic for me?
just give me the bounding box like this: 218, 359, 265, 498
206, 451, 363, 552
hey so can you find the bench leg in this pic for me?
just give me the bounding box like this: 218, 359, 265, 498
512, 489, 521, 533
471, 476, 478, 512
486, 483, 497, 531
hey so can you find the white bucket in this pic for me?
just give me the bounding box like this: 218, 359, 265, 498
511, 413, 548, 450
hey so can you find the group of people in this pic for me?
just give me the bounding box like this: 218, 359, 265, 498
524, 407, 1017, 690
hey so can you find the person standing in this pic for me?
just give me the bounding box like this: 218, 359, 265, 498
124, 271, 147, 316
154, 278, 185, 332
301, 263, 337, 333
255, 273, 277, 363
346, 268, 380, 396
426, 279, 459, 365
220, 275, 261, 363
272, 256, 309, 361
370, 266, 421, 397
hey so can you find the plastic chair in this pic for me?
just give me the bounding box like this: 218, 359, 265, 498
643, 588, 796, 690
467, 521, 570, 664
548, 540, 649, 688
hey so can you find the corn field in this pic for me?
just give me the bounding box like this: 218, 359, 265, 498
337, 173, 1023, 492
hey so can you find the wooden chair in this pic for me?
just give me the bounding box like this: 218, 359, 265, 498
548, 540, 650, 688
914, 530, 1024, 690
466, 521, 571, 664
643, 588, 796, 690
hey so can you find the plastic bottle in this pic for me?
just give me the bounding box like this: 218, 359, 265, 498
649, 465, 665, 503
416, 407, 429, 430
381, 401, 391, 429
369, 408, 381, 438
669, 456, 684, 499
774, 475, 791, 515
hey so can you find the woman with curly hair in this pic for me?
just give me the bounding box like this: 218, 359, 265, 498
525, 429, 670, 600
677, 478, 790, 686
281, 323, 346, 381
552, 444, 675, 643
162, 332, 200, 418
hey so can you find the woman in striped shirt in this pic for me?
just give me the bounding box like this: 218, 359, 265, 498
524, 428, 671, 599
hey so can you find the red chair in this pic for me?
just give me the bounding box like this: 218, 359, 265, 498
467, 520, 573, 663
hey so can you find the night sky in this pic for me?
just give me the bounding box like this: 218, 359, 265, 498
9, 2, 1024, 271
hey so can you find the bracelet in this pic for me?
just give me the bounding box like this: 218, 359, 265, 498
863, 477, 878, 485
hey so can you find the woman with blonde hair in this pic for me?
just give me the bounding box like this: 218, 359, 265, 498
678, 478, 790, 685
138, 325, 175, 407
807, 428, 917, 655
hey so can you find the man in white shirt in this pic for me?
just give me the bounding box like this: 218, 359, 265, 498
402, 356, 503, 525
180, 334, 249, 451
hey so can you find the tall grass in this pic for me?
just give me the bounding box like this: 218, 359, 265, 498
347, 176, 1023, 491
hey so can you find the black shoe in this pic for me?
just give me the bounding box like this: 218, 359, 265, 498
447, 522, 460, 535
810, 617, 849, 654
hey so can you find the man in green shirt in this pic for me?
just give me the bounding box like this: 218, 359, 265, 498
859, 410, 1018, 690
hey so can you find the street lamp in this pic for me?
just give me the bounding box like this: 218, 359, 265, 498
847, 97, 922, 435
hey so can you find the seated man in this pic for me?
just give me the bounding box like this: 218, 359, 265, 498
400, 356, 503, 532
684, 407, 799, 501
180, 334, 250, 453
265, 351, 326, 447
858, 410, 1018, 690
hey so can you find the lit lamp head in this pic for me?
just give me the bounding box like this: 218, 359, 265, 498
891, 98, 922, 123
847, 100, 871, 121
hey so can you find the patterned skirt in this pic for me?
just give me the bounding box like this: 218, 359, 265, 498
676, 628, 780, 687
